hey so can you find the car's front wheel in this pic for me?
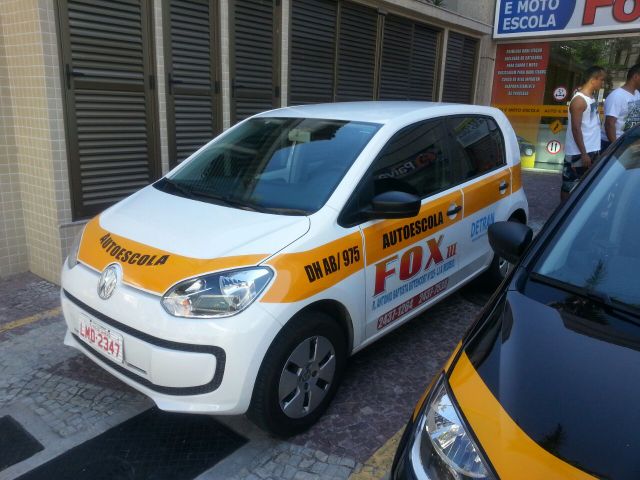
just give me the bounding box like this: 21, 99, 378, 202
248, 311, 346, 437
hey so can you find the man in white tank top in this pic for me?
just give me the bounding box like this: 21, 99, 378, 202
561, 66, 606, 201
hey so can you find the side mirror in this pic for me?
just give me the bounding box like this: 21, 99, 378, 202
488, 221, 533, 264
365, 191, 421, 219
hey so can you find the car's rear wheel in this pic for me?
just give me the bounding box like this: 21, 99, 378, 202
248, 311, 346, 437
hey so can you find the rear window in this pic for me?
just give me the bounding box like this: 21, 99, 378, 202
447, 116, 506, 180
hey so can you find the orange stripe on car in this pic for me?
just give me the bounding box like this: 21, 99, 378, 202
462, 169, 512, 217
261, 232, 364, 303
263, 170, 516, 303
511, 163, 523, 193
449, 352, 596, 480
78, 217, 268, 294
79, 168, 518, 300
363, 191, 463, 266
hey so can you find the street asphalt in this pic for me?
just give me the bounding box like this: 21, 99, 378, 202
0, 170, 561, 480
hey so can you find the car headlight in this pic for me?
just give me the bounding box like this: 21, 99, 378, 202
66, 226, 85, 269
409, 376, 493, 479
524, 146, 534, 157
161, 267, 273, 318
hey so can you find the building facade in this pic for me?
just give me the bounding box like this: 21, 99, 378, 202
0, 0, 496, 283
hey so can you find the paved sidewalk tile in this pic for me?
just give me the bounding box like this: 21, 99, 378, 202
0, 273, 60, 328
522, 169, 560, 232
0, 309, 151, 479
1, 319, 149, 440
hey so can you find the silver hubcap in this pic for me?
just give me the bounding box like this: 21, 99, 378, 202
278, 336, 336, 419
498, 256, 510, 277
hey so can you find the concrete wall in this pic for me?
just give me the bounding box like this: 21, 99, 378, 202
444, 0, 495, 26
0, 0, 71, 283
0, 14, 28, 277
153, 0, 170, 175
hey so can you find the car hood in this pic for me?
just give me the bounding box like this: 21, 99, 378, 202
457, 290, 640, 480
77, 185, 310, 294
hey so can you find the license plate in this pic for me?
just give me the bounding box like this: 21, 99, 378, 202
78, 315, 124, 364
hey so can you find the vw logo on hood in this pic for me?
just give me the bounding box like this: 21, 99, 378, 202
98, 263, 121, 300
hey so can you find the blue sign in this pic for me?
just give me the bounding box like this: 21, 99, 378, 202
496, 0, 576, 35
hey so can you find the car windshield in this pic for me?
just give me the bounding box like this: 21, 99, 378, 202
155, 117, 381, 215
533, 132, 640, 309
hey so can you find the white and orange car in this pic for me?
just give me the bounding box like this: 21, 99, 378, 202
61, 102, 528, 436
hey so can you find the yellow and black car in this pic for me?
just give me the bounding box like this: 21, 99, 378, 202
392, 125, 640, 480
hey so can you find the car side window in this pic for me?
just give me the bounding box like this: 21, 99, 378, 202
339, 119, 453, 226
446, 116, 506, 181
371, 119, 453, 198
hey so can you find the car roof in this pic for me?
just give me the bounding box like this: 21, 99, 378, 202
253, 101, 500, 125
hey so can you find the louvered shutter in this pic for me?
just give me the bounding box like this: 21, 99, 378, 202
231, 0, 279, 122
379, 15, 412, 100
165, 0, 221, 167
59, 0, 159, 219
409, 24, 438, 101
442, 32, 478, 103
335, 2, 378, 102
380, 15, 438, 101
290, 0, 337, 105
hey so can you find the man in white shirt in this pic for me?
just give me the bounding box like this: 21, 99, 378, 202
602, 64, 640, 150
561, 66, 606, 201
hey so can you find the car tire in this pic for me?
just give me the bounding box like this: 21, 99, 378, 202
483, 215, 525, 287
248, 310, 347, 437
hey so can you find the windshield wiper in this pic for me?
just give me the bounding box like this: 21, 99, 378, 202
263, 207, 309, 216
158, 178, 196, 199
188, 189, 268, 213
158, 181, 309, 215
529, 272, 640, 321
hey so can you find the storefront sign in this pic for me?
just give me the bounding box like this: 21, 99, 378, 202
494, 0, 640, 39
491, 42, 558, 169
491, 43, 550, 105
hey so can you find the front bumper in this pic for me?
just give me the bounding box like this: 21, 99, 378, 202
61, 262, 283, 414
63, 291, 225, 395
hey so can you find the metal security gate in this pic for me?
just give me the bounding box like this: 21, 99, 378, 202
378, 14, 439, 101
335, 1, 378, 102
164, 0, 221, 167
58, 0, 160, 219
289, 0, 440, 104
230, 0, 280, 123
442, 32, 478, 103
289, 0, 337, 104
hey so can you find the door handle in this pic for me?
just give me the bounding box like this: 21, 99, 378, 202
447, 205, 462, 216
499, 181, 509, 192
